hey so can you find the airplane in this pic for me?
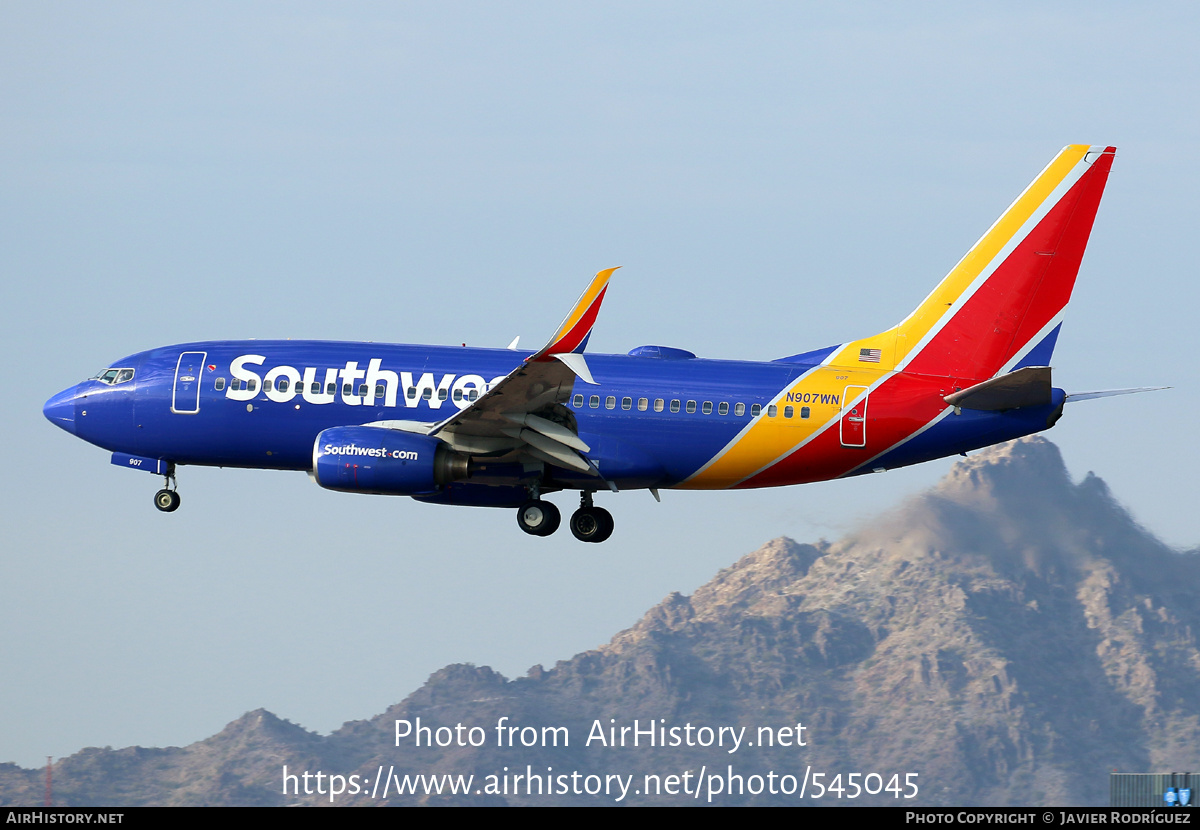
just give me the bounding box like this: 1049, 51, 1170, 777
44, 144, 1154, 543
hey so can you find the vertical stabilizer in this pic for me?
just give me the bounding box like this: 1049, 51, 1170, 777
834, 145, 1115, 382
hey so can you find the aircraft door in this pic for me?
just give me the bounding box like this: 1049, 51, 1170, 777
840, 385, 868, 447
172, 351, 207, 414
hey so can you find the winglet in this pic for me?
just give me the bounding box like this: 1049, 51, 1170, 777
530, 267, 619, 361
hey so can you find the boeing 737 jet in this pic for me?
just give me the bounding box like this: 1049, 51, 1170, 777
45, 145, 1151, 542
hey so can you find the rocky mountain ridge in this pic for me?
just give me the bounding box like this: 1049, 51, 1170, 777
3, 438, 1197, 806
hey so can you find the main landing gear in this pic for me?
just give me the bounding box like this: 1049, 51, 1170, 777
569, 491, 613, 543
514, 490, 614, 543
516, 499, 561, 537
153, 466, 180, 513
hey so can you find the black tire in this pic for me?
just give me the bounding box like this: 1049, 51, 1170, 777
570, 507, 613, 543
591, 506, 614, 542
517, 500, 560, 536
538, 501, 562, 536
154, 489, 180, 513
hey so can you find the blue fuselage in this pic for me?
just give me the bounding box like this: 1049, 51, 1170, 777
45, 339, 1064, 500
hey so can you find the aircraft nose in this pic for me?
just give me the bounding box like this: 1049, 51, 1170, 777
43, 386, 78, 435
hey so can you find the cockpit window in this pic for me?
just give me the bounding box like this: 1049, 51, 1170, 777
91, 368, 135, 385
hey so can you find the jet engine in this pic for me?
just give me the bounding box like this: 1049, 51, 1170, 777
312, 426, 469, 496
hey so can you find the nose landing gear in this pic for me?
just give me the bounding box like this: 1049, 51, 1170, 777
153, 465, 180, 513
570, 491, 613, 543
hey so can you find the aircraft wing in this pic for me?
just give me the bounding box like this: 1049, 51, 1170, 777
417, 268, 618, 473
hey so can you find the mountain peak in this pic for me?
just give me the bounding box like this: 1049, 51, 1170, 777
7, 438, 1196, 808
936, 435, 1072, 504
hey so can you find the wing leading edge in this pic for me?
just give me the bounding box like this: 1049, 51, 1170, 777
399, 268, 620, 475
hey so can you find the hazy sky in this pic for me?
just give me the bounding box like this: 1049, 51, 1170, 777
2, 2, 1197, 769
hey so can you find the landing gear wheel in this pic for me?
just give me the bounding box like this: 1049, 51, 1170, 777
570, 506, 614, 543
517, 500, 561, 537
154, 489, 181, 513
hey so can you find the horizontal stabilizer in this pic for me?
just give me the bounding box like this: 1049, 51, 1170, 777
1066, 386, 1169, 403
944, 366, 1052, 411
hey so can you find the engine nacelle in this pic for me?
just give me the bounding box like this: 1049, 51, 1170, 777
313, 426, 469, 495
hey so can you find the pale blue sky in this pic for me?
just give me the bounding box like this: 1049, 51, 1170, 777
2, 2, 1196, 768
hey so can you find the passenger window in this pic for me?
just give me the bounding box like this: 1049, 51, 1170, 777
686, 401, 697, 414
422, 388, 433, 400
734, 402, 745, 416
573, 394, 584, 408
327, 383, 337, 395
358, 384, 368, 397
248, 379, 258, 392
376, 385, 386, 398
622, 397, 632, 410
468, 390, 479, 401
605, 396, 616, 410
670, 399, 681, 413
654, 399, 665, 412
751, 403, 761, 417
342, 384, 351, 396
638, 398, 648, 411
266, 379, 276, 392
718, 402, 729, 415
784, 405, 794, 419
311, 382, 321, 394
407, 388, 417, 399
702, 401, 713, 414
231, 379, 241, 391
589, 395, 600, 408
280, 379, 291, 393
215, 378, 225, 391
767, 404, 777, 417
453, 389, 463, 402
801, 406, 810, 419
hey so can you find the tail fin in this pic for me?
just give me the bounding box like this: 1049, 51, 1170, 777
835, 145, 1115, 382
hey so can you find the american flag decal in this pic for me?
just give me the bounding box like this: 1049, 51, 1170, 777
858, 348, 881, 363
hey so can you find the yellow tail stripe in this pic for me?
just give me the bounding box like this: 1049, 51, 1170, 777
834, 144, 1091, 371
549, 267, 618, 346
